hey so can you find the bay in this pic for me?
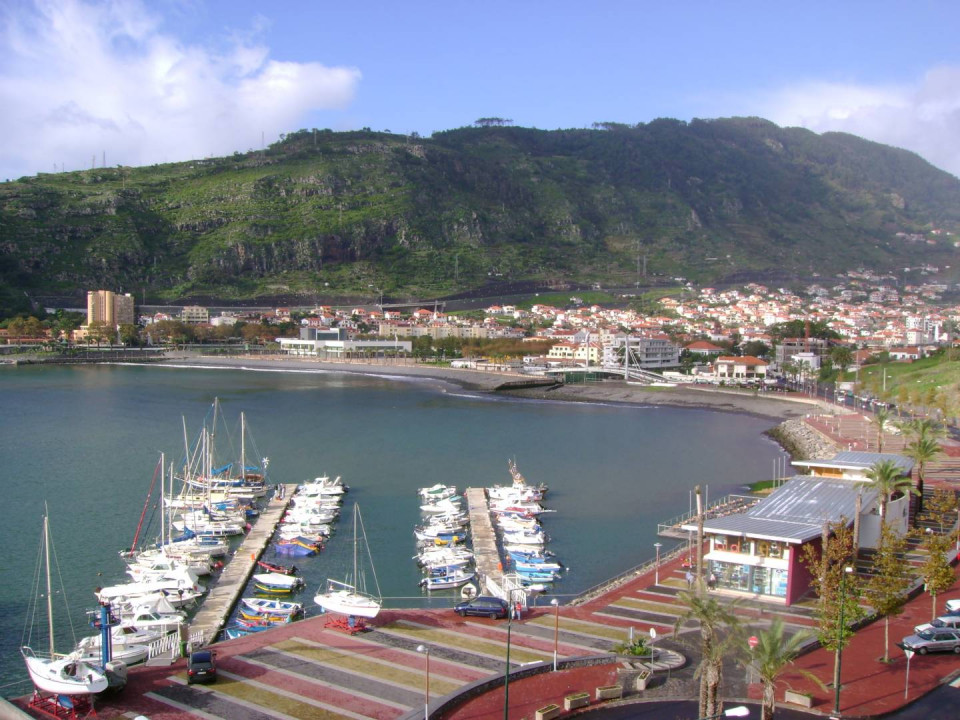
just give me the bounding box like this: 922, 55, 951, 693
0, 363, 788, 696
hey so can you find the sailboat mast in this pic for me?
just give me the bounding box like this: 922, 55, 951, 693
241, 411, 246, 481
43, 513, 54, 657
353, 505, 358, 587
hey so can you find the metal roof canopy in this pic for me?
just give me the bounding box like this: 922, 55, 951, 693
682, 476, 879, 544
792, 451, 914, 474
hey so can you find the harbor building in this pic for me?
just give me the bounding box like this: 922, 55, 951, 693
682, 451, 913, 605
277, 326, 412, 357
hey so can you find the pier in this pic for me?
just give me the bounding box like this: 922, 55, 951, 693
464, 487, 503, 589
188, 483, 298, 643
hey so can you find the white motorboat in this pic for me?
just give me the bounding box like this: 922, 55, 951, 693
420, 497, 463, 514
21, 512, 109, 695
420, 566, 476, 591
419, 484, 457, 501
314, 505, 382, 619
297, 475, 347, 497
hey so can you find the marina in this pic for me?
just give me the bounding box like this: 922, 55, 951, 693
0, 363, 787, 697
187, 483, 299, 643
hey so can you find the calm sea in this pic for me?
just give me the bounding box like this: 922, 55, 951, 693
0, 363, 788, 696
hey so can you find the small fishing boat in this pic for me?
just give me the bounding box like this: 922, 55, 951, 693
253, 572, 305, 594
256, 560, 298, 576
241, 598, 303, 617
239, 608, 300, 624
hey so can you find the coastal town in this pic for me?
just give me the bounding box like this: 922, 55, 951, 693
4, 272, 960, 720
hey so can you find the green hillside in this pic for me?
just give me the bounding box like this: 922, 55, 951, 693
2, 117, 958, 310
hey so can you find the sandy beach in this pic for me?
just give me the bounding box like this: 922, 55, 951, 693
164, 353, 824, 422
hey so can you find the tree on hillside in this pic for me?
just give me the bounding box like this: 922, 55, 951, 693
830, 345, 853, 377
740, 619, 818, 720
474, 117, 512, 127
863, 522, 913, 662
918, 530, 955, 621
866, 459, 917, 521
674, 585, 742, 720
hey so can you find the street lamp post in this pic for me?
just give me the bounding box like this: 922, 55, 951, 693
503, 591, 513, 720
654, 542, 662, 585
416, 644, 430, 720
833, 566, 854, 715
550, 598, 559, 671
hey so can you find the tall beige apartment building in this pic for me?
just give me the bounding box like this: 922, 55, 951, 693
86, 290, 135, 327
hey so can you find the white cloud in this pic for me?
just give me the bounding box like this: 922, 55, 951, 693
757, 66, 960, 178
0, 0, 361, 179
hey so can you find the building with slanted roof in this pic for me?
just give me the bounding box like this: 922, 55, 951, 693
682, 451, 913, 605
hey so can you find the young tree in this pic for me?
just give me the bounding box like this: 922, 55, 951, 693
919, 488, 959, 535
801, 521, 864, 697
863, 523, 912, 662
919, 531, 956, 621
741, 619, 818, 720
674, 586, 741, 720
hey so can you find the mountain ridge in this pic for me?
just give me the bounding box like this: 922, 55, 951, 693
2, 117, 958, 313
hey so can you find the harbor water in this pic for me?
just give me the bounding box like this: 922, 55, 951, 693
0, 362, 789, 696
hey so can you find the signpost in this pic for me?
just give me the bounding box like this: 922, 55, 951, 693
898, 643, 914, 700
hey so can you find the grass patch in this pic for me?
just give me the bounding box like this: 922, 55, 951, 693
187, 673, 348, 719
609, 596, 682, 615
277, 637, 461, 694
526, 615, 639, 641
383, 621, 549, 664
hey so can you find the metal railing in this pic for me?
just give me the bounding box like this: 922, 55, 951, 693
569, 542, 689, 607
656, 494, 759, 537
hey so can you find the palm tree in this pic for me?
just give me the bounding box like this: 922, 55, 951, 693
866, 459, 917, 522
674, 586, 741, 719
742, 619, 819, 720
903, 436, 942, 521
871, 407, 893, 453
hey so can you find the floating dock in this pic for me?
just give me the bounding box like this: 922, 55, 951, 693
465, 487, 503, 589
188, 483, 298, 642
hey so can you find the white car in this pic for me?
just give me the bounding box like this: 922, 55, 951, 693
914, 614, 960, 635
946, 598, 960, 613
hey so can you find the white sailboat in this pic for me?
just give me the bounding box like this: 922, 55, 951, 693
21, 512, 109, 695
314, 505, 382, 619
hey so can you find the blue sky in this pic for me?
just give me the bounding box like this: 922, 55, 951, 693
3, 0, 960, 179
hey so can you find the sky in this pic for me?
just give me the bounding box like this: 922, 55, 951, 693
3, 0, 960, 180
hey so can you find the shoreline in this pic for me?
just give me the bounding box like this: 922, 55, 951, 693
157, 354, 838, 459
159, 353, 822, 419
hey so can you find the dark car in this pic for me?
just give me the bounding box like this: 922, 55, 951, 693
187, 649, 217, 684
454, 595, 509, 619
901, 629, 960, 655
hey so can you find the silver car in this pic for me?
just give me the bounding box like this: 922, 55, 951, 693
914, 614, 960, 635
901, 628, 960, 655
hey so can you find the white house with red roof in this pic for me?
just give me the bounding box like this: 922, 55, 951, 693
713, 355, 768, 380
685, 340, 725, 356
